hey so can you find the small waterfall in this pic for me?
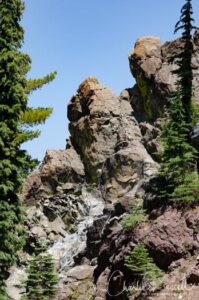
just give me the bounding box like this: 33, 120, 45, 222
125, 178, 145, 198
48, 188, 104, 271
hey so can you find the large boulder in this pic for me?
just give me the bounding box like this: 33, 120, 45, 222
52, 265, 96, 300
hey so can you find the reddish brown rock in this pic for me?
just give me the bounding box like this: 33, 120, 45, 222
141, 209, 195, 269
187, 264, 199, 285
95, 267, 110, 299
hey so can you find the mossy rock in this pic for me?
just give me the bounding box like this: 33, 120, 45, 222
136, 75, 153, 120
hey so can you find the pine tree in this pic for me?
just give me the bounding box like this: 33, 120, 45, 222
0, 0, 56, 297
0, 0, 29, 296
21, 71, 56, 142
17, 72, 57, 174
124, 243, 163, 281
158, 0, 199, 203
22, 245, 58, 300
174, 0, 196, 123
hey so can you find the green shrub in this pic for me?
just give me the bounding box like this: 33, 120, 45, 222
121, 205, 145, 230
171, 172, 199, 204
21, 252, 58, 300
124, 243, 164, 283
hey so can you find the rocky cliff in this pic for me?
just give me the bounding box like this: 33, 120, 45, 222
7, 32, 199, 300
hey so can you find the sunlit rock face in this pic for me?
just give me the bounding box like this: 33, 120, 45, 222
129, 33, 199, 121
68, 77, 158, 201
7, 31, 199, 300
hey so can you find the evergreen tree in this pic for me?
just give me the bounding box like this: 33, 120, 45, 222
124, 243, 163, 282
174, 0, 196, 123
0, 0, 29, 296
0, 0, 56, 296
22, 255, 58, 300
21, 71, 56, 142
158, 0, 199, 203
22, 245, 58, 300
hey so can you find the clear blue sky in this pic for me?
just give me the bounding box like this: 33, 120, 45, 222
22, 0, 199, 161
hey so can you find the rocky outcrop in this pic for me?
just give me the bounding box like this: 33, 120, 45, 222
7, 30, 199, 300
68, 77, 158, 201
68, 77, 121, 183
20, 74, 159, 255
129, 35, 199, 120
23, 147, 85, 205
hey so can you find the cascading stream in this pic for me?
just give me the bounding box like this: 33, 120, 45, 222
48, 188, 104, 271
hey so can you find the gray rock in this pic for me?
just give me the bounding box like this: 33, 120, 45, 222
68, 77, 121, 182
191, 123, 199, 146
68, 77, 158, 200
23, 146, 85, 205
65, 265, 94, 280
101, 146, 158, 202
6, 268, 27, 300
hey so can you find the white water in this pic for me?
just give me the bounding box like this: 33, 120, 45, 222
48, 188, 104, 271
125, 178, 145, 198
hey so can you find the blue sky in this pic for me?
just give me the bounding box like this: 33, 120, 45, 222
22, 0, 199, 161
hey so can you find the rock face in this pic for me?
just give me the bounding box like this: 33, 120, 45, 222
23, 147, 85, 205
129, 35, 199, 120
7, 31, 199, 300
68, 77, 122, 182
68, 77, 158, 201
142, 208, 196, 269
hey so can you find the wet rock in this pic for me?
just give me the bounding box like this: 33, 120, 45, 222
48, 189, 104, 270
86, 215, 108, 259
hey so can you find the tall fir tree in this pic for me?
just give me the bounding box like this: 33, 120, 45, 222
174, 0, 195, 123
0, 0, 29, 296
159, 0, 199, 203
0, 1, 56, 297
